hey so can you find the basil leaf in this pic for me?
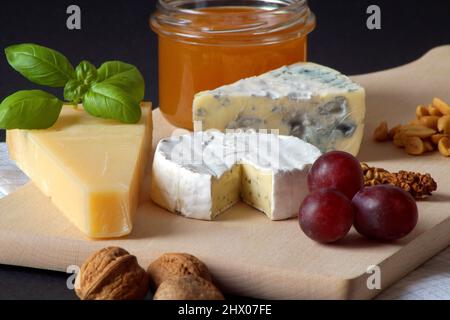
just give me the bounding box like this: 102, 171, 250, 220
5, 43, 75, 88
75, 60, 97, 84
64, 61, 98, 103
0, 90, 63, 129
64, 79, 89, 103
97, 61, 144, 102
83, 82, 141, 124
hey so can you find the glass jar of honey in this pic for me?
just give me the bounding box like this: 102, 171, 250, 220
151, 0, 316, 129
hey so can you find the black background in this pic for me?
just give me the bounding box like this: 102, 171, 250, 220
0, 0, 449, 300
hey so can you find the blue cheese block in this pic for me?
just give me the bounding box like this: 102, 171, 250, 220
193, 62, 366, 156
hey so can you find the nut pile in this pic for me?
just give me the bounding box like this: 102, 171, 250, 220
373, 98, 450, 157
75, 247, 224, 300
361, 162, 437, 199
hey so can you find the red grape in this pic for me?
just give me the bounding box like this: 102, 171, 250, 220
352, 185, 418, 241
307, 151, 364, 200
299, 189, 354, 243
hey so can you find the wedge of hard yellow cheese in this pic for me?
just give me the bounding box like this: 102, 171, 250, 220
7, 105, 152, 238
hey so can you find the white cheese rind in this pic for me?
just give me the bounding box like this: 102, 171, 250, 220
151, 131, 321, 220
193, 62, 366, 156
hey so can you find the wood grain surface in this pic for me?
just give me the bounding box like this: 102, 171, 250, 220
0, 46, 449, 299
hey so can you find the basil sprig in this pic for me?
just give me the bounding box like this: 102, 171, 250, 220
1, 43, 145, 129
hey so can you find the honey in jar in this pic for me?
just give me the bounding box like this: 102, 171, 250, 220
151, 0, 316, 129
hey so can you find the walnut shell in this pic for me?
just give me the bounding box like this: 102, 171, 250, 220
75, 247, 149, 300
147, 253, 212, 289
153, 275, 224, 300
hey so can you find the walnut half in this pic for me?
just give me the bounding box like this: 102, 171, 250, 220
75, 247, 149, 300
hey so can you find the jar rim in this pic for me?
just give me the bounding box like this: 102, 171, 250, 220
158, 0, 308, 16
151, 0, 316, 45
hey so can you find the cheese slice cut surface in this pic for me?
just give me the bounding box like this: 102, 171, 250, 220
193, 62, 366, 156
7, 105, 152, 238
151, 131, 321, 221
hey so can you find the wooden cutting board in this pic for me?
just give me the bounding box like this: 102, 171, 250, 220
1, 46, 450, 300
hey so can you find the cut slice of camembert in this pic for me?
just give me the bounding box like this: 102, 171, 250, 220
7, 105, 152, 238
151, 131, 321, 221
193, 62, 366, 156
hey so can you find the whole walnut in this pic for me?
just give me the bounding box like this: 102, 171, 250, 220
147, 253, 212, 289
75, 247, 149, 300
154, 275, 224, 300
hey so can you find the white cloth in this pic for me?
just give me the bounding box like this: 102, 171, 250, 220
0, 144, 29, 197
0, 143, 449, 300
